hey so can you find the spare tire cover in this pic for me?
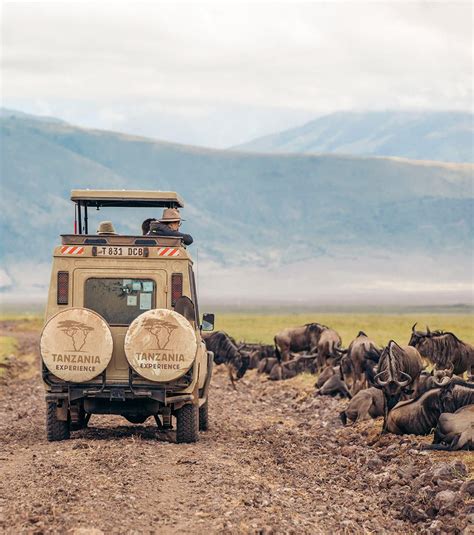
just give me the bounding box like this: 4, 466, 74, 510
124, 308, 197, 382
40, 308, 113, 382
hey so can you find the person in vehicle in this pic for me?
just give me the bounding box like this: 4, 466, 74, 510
141, 218, 156, 235
146, 208, 193, 245
97, 221, 118, 235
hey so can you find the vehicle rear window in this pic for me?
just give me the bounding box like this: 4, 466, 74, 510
84, 278, 155, 325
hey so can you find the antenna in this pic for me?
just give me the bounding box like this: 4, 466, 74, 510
196, 248, 200, 297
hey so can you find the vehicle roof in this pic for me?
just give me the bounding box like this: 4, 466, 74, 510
71, 190, 184, 208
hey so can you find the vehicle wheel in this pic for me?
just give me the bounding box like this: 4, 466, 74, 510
46, 402, 70, 442
176, 403, 199, 443
199, 399, 209, 431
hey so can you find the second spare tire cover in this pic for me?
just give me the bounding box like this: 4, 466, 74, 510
40, 308, 113, 382
124, 308, 197, 382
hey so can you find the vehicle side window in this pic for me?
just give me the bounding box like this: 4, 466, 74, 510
84, 278, 155, 325
174, 296, 195, 325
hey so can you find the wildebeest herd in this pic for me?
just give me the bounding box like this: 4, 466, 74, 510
203, 323, 474, 451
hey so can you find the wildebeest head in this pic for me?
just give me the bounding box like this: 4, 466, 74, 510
306, 323, 327, 345
375, 341, 413, 411
431, 365, 454, 387
408, 322, 428, 347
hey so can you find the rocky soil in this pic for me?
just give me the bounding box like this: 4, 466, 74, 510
0, 321, 472, 534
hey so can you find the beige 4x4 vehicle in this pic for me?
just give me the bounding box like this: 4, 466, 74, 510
40, 190, 214, 443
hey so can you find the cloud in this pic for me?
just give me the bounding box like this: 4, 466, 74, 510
1, 2, 472, 146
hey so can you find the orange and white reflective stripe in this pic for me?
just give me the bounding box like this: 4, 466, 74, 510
157, 247, 180, 257
60, 246, 85, 255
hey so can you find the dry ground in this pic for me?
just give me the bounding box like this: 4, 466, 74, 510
0, 321, 472, 534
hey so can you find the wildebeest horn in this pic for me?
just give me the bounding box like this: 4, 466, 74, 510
411, 323, 417, 332
374, 371, 390, 386
426, 325, 431, 335
433, 376, 452, 387
395, 371, 412, 388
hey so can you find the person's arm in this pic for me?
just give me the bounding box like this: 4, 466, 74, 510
163, 228, 193, 245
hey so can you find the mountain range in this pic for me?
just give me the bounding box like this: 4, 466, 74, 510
0, 109, 472, 305
234, 111, 474, 163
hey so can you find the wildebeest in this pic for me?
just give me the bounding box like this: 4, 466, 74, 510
202, 331, 250, 388
415, 366, 454, 398
238, 343, 275, 369
409, 324, 473, 375
385, 380, 474, 435
268, 354, 315, 381
375, 340, 424, 429
344, 331, 381, 394
274, 323, 342, 367
314, 368, 352, 399
339, 387, 385, 425
425, 405, 474, 451
258, 357, 279, 375
316, 328, 344, 370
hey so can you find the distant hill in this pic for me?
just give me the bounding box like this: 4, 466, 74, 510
1, 110, 472, 304
233, 111, 474, 163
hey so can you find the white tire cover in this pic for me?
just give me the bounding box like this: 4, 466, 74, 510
124, 308, 197, 382
40, 308, 113, 383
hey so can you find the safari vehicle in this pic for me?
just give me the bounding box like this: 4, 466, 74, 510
40, 190, 214, 443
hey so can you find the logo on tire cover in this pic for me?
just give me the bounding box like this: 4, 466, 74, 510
58, 320, 95, 352
142, 318, 178, 350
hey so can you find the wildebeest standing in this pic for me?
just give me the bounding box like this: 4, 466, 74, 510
375, 340, 424, 429
409, 324, 473, 375
274, 323, 342, 368
385, 380, 474, 435
339, 387, 385, 425
344, 331, 381, 394
203, 331, 250, 388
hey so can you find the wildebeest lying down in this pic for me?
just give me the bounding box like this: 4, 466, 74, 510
375, 340, 424, 428
415, 366, 454, 397
274, 323, 342, 365
258, 353, 316, 381
409, 324, 473, 375
202, 331, 250, 388
339, 387, 385, 425
385, 379, 474, 435
314, 366, 351, 399
268, 354, 316, 381
238, 343, 276, 369
424, 405, 474, 451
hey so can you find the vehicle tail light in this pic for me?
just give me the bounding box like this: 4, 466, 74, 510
57, 271, 69, 305
171, 273, 183, 306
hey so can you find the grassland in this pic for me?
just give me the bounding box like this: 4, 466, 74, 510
0, 336, 17, 378
215, 313, 474, 346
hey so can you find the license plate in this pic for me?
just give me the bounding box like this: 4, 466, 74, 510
96, 246, 145, 257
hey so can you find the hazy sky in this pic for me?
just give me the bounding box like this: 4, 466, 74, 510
1, 1, 473, 147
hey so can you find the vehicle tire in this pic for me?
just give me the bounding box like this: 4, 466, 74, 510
46, 402, 70, 442
176, 403, 199, 443
199, 399, 209, 431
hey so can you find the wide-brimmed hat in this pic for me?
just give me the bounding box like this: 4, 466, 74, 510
159, 208, 185, 223
97, 221, 117, 235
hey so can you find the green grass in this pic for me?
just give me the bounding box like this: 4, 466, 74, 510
0, 336, 18, 377
215, 313, 474, 346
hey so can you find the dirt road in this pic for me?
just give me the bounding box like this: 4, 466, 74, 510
0, 322, 472, 534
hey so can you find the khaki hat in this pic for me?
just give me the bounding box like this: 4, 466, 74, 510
159, 208, 185, 223
97, 221, 117, 235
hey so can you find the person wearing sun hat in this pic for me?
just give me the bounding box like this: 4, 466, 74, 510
97, 221, 118, 235
146, 208, 193, 245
